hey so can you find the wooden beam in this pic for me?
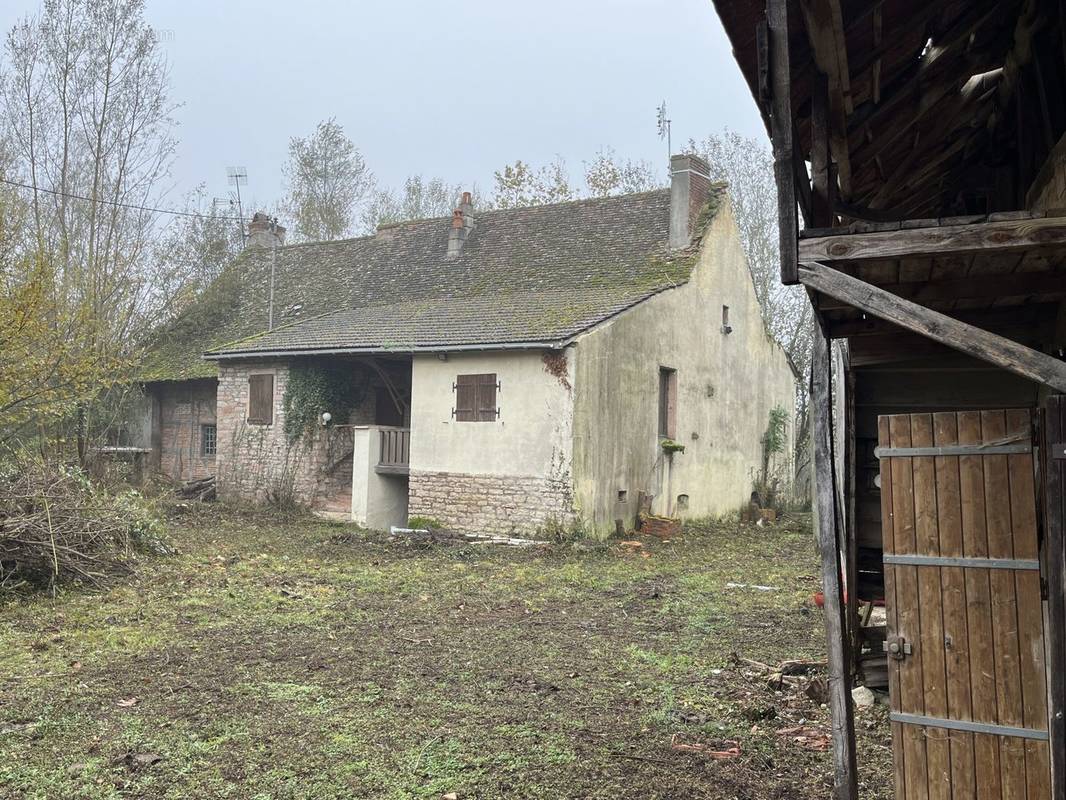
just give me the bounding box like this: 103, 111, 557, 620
798, 0, 853, 196
767, 0, 799, 285
825, 303, 1055, 338
799, 215, 1066, 262
817, 271, 1066, 311
793, 122, 814, 228
812, 327, 860, 800
800, 261, 1066, 392
811, 71, 833, 227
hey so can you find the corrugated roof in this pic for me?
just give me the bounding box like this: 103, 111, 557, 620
142, 187, 723, 378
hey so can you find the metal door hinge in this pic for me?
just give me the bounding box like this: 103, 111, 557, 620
883, 636, 912, 660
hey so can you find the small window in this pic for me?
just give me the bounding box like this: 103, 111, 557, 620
453, 373, 498, 422
721, 305, 732, 334
658, 367, 677, 439
248, 373, 274, 425
201, 424, 217, 457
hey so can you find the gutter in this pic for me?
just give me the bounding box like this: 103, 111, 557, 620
202, 339, 575, 361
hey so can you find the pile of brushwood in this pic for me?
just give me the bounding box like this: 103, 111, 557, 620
0, 456, 169, 594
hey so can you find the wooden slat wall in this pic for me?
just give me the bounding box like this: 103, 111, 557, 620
880, 411, 1051, 799
1045, 396, 1066, 800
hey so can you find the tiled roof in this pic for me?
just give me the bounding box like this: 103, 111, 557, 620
141, 187, 723, 378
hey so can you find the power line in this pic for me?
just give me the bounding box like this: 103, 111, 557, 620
0, 177, 244, 222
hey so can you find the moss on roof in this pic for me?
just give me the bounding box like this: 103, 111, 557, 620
142, 186, 727, 376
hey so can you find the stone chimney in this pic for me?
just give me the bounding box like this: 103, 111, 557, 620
669, 154, 712, 250
247, 212, 286, 249
446, 191, 475, 260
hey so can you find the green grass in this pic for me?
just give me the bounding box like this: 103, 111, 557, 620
0, 507, 891, 799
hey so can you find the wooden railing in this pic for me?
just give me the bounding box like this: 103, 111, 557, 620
377, 427, 410, 474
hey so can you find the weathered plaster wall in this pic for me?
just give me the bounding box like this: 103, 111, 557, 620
150, 379, 217, 482
407, 351, 576, 533
571, 201, 796, 532
215, 359, 372, 509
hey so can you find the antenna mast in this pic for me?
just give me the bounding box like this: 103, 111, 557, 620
657, 101, 672, 167
227, 166, 248, 243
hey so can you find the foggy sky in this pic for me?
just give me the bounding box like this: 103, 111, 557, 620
2, 0, 765, 217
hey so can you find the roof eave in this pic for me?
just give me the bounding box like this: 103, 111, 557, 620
203, 338, 577, 361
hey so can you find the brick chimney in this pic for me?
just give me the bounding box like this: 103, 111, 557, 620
247, 212, 286, 249
446, 191, 475, 260
669, 154, 712, 249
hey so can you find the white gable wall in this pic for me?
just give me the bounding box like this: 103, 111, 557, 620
570, 201, 796, 532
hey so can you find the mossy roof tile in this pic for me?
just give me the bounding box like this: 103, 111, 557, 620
142, 187, 723, 376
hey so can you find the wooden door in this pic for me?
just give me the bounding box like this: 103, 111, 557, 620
878, 410, 1051, 800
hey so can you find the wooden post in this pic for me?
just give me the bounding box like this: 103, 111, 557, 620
767, 0, 799, 285
1045, 395, 1066, 800
810, 71, 832, 227
812, 326, 859, 800
844, 365, 859, 680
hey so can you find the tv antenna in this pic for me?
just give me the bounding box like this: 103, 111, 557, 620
227, 166, 248, 243
657, 101, 671, 165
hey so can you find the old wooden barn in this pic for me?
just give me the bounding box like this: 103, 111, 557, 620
710, 0, 1066, 798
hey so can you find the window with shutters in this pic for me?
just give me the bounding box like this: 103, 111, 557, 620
453, 373, 498, 422
658, 367, 677, 439
247, 374, 274, 425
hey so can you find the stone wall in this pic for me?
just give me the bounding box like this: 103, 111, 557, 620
215, 359, 367, 509
408, 470, 575, 536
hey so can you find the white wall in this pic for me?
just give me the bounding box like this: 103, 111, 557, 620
409, 350, 575, 480
570, 201, 796, 531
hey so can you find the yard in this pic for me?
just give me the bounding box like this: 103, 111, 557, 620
0, 508, 891, 799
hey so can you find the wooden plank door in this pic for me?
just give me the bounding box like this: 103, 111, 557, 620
878, 410, 1051, 800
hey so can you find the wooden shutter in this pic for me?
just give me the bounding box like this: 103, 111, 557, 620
476, 374, 498, 421
454, 374, 476, 422
454, 373, 497, 422
248, 374, 274, 424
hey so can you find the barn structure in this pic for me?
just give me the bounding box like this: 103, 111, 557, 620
710, 0, 1066, 798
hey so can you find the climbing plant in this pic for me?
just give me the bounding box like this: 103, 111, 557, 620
763, 405, 789, 458
283, 364, 369, 443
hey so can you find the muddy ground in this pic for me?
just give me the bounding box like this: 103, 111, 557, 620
0, 508, 891, 799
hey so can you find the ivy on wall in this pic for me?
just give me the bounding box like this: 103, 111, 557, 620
282, 364, 369, 443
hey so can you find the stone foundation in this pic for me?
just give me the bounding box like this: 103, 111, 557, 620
408, 470, 576, 535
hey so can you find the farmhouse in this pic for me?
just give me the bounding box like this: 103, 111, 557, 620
710, 0, 1066, 797
138, 155, 795, 535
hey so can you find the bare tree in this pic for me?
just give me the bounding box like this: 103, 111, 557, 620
1, 0, 179, 456
361, 174, 464, 231
584, 147, 664, 197
2, 0, 178, 344
489, 157, 575, 209
150, 186, 243, 319
282, 118, 372, 242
